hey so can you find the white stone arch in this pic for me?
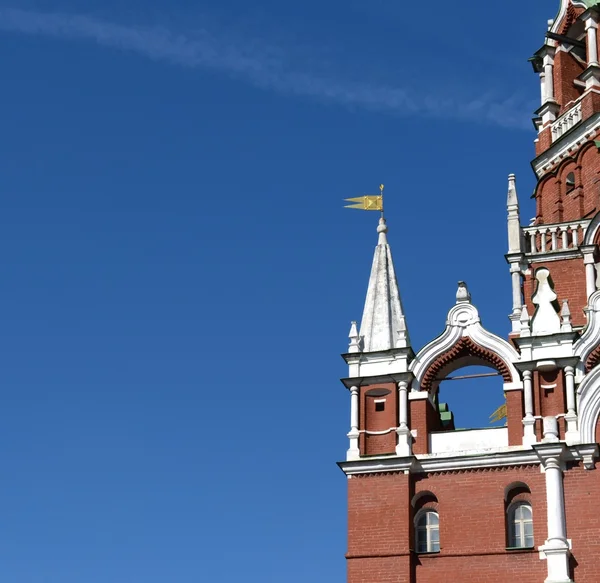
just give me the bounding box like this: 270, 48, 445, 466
409, 298, 522, 392
574, 291, 600, 371
550, 1, 587, 34
577, 365, 600, 443
583, 211, 600, 246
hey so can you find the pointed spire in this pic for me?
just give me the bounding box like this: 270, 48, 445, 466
520, 305, 531, 337
507, 173, 523, 254
359, 218, 410, 352
348, 321, 361, 353
507, 173, 518, 207
561, 300, 572, 332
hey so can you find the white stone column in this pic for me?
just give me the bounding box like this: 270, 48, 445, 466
544, 52, 555, 102
347, 386, 360, 461
511, 264, 522, 312
586, 16, 599, 66
564, 367, 578, 443
540, 72, 546, 104
536, 436, 572, 583
396, 381, 411, 456
583, 248, 597, 300
523, 370, 537, 445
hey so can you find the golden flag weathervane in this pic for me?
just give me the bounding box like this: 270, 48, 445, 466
489, 401, 507, 424
345, 184, 385, 216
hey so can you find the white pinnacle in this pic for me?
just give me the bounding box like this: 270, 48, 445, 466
358, 218, 410, 352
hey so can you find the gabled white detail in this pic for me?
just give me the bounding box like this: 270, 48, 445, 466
577, 364, 600, 443
409, 285, 522, 391
358, 218, 409, 352
532, 268, 562, 335
574, 290, 600, 364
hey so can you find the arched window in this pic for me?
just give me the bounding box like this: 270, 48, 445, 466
566, 172, 576, 193
508, 502, 534, 548
415, 510, 440, 553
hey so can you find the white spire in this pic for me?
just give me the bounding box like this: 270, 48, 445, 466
507, 173, 522, 254
561, 300, 572, 332
358, 218, 410, 352
348, 321, 361, 353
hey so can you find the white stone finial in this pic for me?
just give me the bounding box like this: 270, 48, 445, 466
531, 268, 561, 335
348, 321, 361, 353
507, 174, 518, 206
560, 300, 572, 332
377, 218, 388, 245
520, 305, 531, 337
456, 281, 471, 304
507, 173, 522, 254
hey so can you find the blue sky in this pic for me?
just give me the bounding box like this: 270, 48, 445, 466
0, 1, 549, 581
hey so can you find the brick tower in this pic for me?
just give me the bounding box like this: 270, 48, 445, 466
339, 2, 600, 582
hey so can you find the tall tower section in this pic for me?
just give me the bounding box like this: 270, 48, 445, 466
520, 0, 600, 329
338, 3, 600, 583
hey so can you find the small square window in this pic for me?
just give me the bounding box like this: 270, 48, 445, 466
375, 401, 385, 412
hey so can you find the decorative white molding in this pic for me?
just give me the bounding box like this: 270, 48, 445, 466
574, 290, 600, 365
339, 448, 539, 476
577, 364, 600, 443
524, 220, 591, 255
533, 111, 600, 177
583, 210, 600, 245
429, 427, 508, 455
550, 1, 588, 34
410, 288, 522, 391
532, 268, 561, 335
552, 101, 583, 142
338, 444, 598, 476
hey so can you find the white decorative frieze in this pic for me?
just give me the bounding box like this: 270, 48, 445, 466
551, 102, 583, 142
524, 220, 591, 255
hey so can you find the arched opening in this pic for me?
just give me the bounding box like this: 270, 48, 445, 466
431, 365, 507, 430
412, 491, 440, 554
566, 172, 576, 193
504, 482, 534, 549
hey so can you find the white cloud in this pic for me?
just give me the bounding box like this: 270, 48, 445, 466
0, 8, 533, 129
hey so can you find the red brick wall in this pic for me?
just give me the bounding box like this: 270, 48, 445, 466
554, 50, 584, 113
579, 144, 600, 219
523, 259, 587, 327
506, 390, 523, 446
535, 142, 600, 225
409, 398, 441, 455
347, 473, 411, 583
360, 382, 397, 456
347, 467, 547, 583
563, 463, 600, 583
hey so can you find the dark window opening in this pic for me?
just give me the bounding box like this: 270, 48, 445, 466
375, 401, 385, 412
566, 172, 576, 193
